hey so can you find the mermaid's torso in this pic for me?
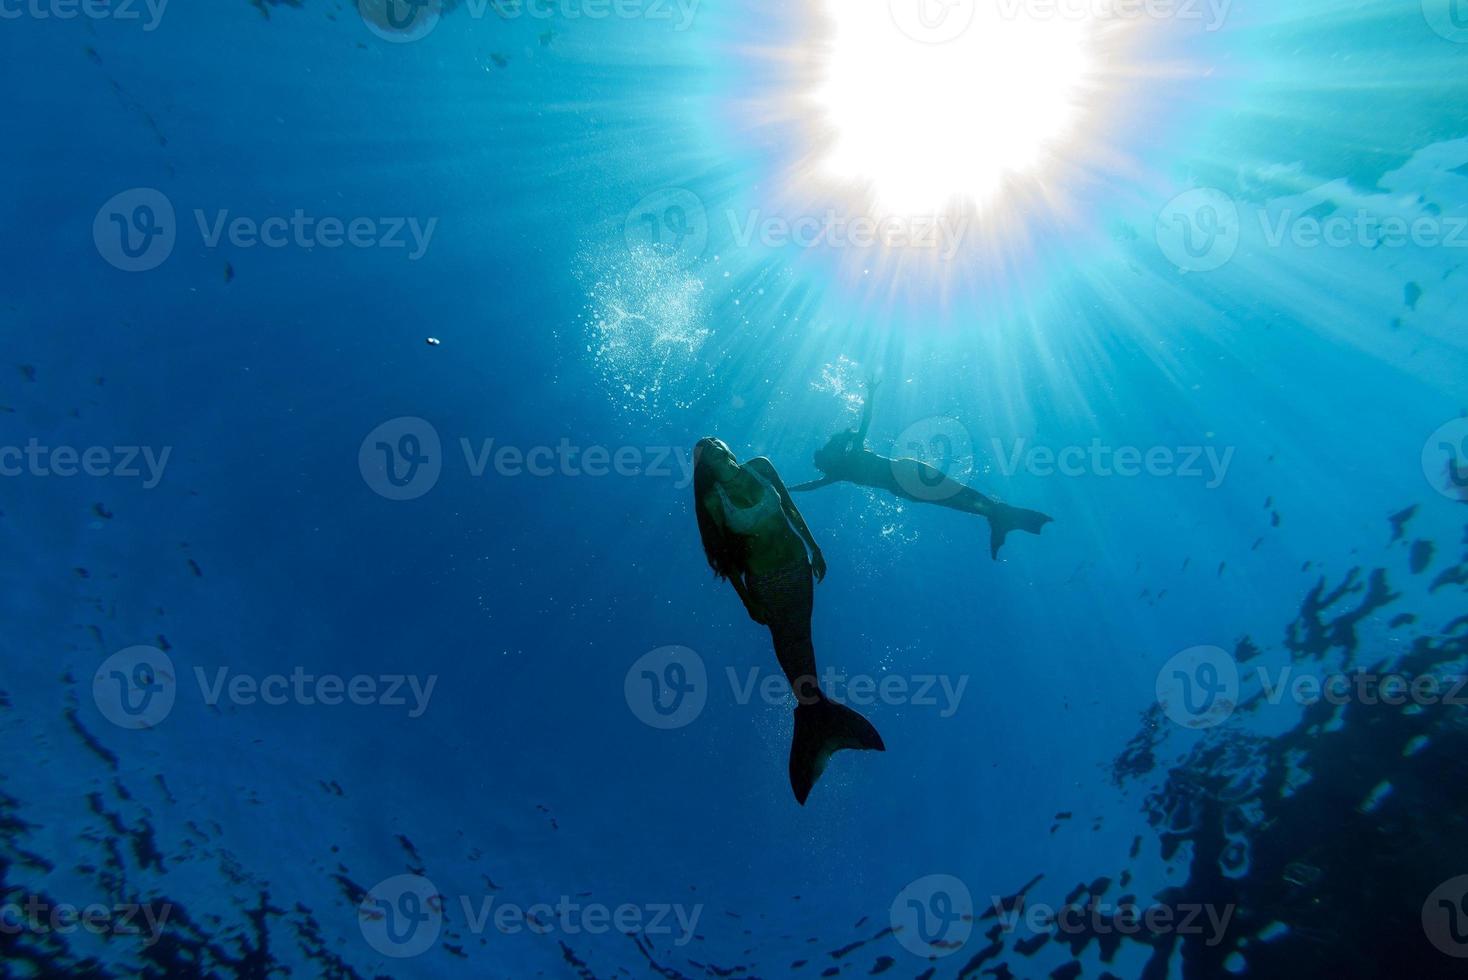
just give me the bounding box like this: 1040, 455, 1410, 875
717, 468, 785, 534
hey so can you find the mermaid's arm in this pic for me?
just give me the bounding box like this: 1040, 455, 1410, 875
749, 459, 826, 579
855, 377, 879, 446
729, 571, 768, 624
789, 476, 835, 492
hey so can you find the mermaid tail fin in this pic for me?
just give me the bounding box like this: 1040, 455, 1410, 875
789, 694, 884, 805
988, 503, 1053, 559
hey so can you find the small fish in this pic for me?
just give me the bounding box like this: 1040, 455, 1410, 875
1387, 504, 1417, 542
1409, 539, 1433, 574
425, 337, 441, 346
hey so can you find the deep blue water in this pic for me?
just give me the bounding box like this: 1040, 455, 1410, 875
2, 1, 1467, 977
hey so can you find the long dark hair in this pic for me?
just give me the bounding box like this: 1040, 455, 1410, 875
693, 437, 749, 581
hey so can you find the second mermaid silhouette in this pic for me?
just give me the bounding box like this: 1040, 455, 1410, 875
791, 379, 1053, 559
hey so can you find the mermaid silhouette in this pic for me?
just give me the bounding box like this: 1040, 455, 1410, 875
791, 379, 1053, 558
692, 437, 884, 805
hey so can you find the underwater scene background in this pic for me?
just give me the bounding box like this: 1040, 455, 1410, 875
2, 0, 1468, 977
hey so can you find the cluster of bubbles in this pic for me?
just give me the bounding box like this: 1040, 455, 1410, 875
578, 243, 711, 417
811, 355, 867, 417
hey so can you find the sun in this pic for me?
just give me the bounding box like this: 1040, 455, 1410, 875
810, 0, 1099, 215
